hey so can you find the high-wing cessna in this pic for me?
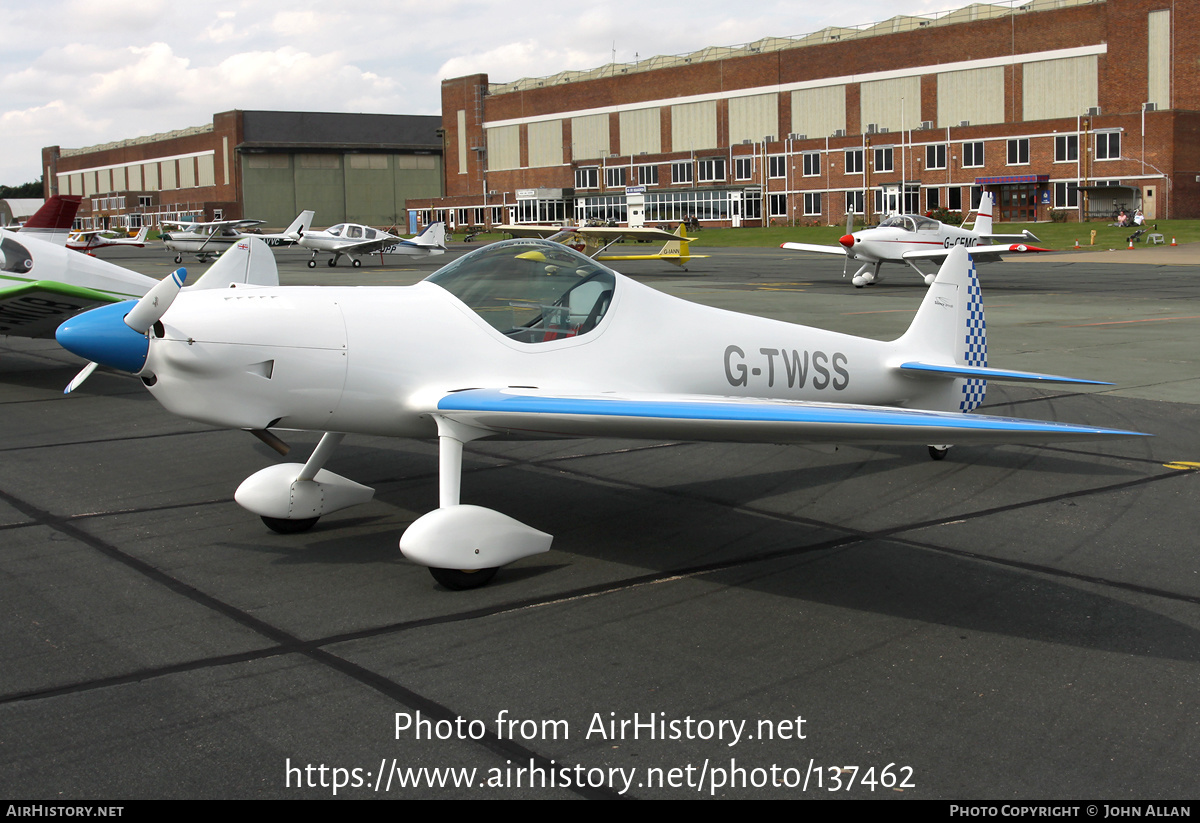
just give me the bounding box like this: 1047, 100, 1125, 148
161, 210, 314, 263
67, 226, 150, 254
781, 192, 1049, 287
499, 223, 706, 269
297, 221, 446, 268
55, 237, 1142, 590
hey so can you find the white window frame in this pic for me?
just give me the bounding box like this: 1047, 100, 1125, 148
604, 166, 626, 188
768, 155, 787, 179
768, 193, 788, 217
1054, 135, 1078, 163
575, 167, 599, 189
1006, 138, 1030, 166
1095, 131, 1121, 161
697, 157, 726, 182
845, 149, 863, 175
637, 165, 659, 186
873, 147, 894, 173
926, 144, 947, 170
671, 161, 693, 185
802, 152, 820, 177
1054, 181, 1079, 208
802, 192, 822, 216
734, 157, 754, 181
962, 141, 984, 168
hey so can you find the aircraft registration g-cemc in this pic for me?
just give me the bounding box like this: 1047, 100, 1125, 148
54, 237, 1146, 590
781, 192, 1050, 287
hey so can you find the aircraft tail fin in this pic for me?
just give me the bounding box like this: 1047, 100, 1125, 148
21, 195, 82, 245
412, 222, 447, 249
969, 191, 995, 236
655, 224, 690, 267
895, 245, 988, 412
284, 210, 315, 239
894, 245, 1109, 413
189, 236, 279, 290
133, 226, 149, 243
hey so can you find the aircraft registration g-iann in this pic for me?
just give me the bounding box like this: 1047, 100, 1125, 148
53, 237, 1145, 589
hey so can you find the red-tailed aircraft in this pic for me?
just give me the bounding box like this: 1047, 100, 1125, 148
67, 226, 150, 254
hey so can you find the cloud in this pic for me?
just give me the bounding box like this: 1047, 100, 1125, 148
0, 0, 940, 183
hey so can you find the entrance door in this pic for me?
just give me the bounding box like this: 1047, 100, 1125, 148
998, 184, 1037, 222
1143, 185, 1157, 220
729, 191, 742, 228
880, 184, 900, 215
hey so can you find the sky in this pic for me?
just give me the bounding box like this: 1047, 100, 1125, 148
0, 0, 967, 188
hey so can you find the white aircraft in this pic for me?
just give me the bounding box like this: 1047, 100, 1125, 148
781, 192, 1049, 287
498, 223, 707, 269
297, 221, 446, 268
161, 210, 314, 263
67, 226, 150, 254
55, 238, 1142, 590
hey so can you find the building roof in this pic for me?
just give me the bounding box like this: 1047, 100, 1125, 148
238, 110, 442, 152
490, 0, 1102, 94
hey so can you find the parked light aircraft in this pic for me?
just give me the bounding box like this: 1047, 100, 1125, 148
67, 226, 150, 254
499, 223, 706, 269
161, 211, 314, 263
297, 221, 446, 268
781, 192, 1049, 287
54, 238, 1143, 590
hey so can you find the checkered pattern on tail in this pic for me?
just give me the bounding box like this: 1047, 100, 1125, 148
959, 260, 987, 411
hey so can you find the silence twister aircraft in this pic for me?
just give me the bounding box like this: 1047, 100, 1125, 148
781, 192, 1049, 287
498, 223, 706, 270
54, 238, 1143, 590
296, 221, 447, 267
161, 210, 314, 263
67, 226, 150, 254
0, 197, 160, 338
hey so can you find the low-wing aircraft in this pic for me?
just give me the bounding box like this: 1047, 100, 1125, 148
67, 226, 150, 254
161, 210, 314, 263
499, 223, 706, 269
781, 192, 1049, 287
55, 237, 1143, 590
297, 221, 446, 268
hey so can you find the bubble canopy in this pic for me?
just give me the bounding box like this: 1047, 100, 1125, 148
425, 239, 617, 344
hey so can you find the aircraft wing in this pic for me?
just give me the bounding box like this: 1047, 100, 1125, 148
0, 280, 125, 338
577, 226, 698, 243
901, 243, 1051, 262
163, 219, 264, 232
496, 224, 567, 238
780, 242, 847, 256
334, 236, 403, 255
430, 388, 1142, 445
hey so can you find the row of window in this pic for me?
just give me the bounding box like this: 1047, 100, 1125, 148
573, 133, 1122, 190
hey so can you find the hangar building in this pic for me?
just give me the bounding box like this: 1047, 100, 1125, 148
42, 110, 443, 231
411, 0, 1198, 228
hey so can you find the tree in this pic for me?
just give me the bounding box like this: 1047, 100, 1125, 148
0, 179, 45, 199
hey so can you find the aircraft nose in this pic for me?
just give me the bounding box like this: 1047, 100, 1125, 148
56, 301, 150, 374
839, 234, 855, 249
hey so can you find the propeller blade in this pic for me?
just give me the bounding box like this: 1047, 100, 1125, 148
64, 361, 98, 395
123, 267, 187, 333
